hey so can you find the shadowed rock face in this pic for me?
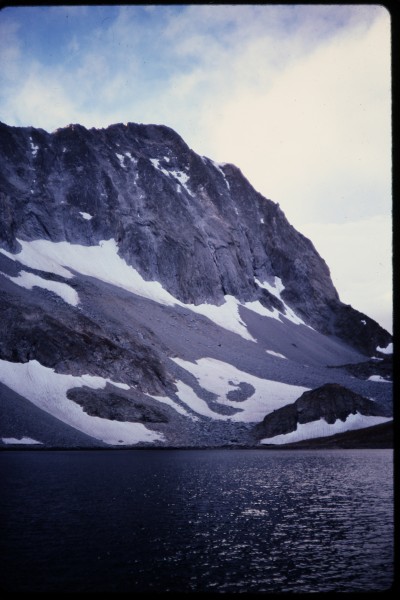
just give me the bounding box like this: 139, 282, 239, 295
253, 383, 387, 440
0, 121, 391, 355
329, 355, 392, 380
0, 291, 174, 395
67, 387, 170, 423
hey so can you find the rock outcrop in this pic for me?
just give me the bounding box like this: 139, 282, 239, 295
253, 383, 388, 441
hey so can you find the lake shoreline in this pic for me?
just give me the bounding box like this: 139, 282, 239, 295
1, 419, 393, 451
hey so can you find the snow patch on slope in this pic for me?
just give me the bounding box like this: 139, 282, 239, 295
260, 414, 392, 445
150, 158, 194, 196
79, 211, 93, 221
172, 357, 309, 422
116, 152, 136, 168
0, 359, 163, 445
255, 277, 310, 326
4, 270, 79, 306
266, 350, 287, 359
209, 159, 231, 190
191, 295, 254, 340
376, 343, 393, 355
29, 137, 39, 157
368, 375, 391, 383
0, 239, 311, 342
149, 393, 198, 420
175, 380, 226, 420
2, 436, 43, 445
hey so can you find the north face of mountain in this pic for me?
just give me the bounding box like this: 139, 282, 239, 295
0, 120, 393, 448
0, 121, 390, 356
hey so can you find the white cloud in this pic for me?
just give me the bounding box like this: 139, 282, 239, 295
1, 62, 79, 128
0, 19, 21, 68
204, 11, 391, 226
300, 215, 392, 332
0, 5, 392, 332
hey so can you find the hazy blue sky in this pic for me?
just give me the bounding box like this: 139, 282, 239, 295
0, 5, 392, 332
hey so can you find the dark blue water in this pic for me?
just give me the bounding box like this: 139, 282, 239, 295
0, 449, 394, 593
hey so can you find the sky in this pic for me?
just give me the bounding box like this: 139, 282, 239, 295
0, 4, 392, 332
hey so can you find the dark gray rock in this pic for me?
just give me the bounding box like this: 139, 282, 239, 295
226, 381, 255, 402
0, 120, 391, 355
67, 385, 170, 423
328, 354, 392, 381
0, 287, 174, 395
253, 383, 387, 440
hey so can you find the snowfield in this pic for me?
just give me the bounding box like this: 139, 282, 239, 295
0, 359, 164, 445
149, 392, 199, 421
368, 375, 391, 383
376, 343, 393, 355
255, 277, 311, 326
1, 436, 43, 445
0, 238, 310, 341
266, 350, 287, 359
4, 270, 79, 306
260, 414, 392, 445
172, 357, 309, 422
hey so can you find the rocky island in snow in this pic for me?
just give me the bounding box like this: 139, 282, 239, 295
0, 121, 393, 448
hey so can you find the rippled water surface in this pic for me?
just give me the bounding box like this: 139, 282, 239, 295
0, 449, 393, 593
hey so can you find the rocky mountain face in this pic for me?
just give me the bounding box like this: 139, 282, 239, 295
0, 121, 393, 448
